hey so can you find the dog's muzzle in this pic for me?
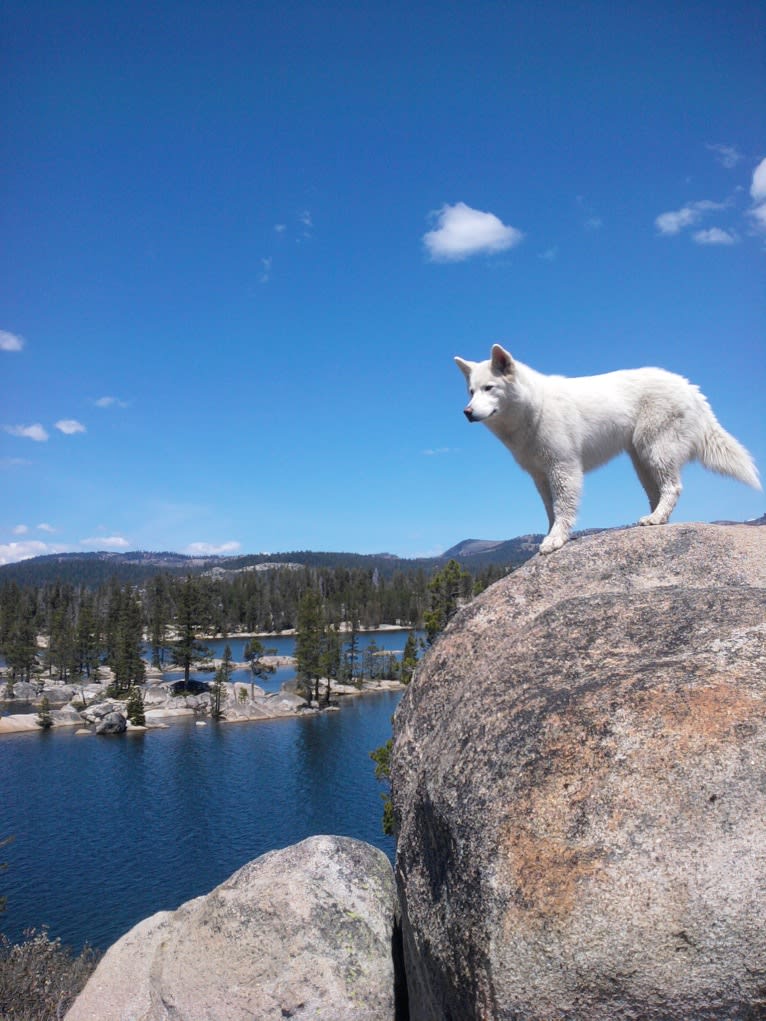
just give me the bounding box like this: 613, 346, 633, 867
464, 408, 476, 422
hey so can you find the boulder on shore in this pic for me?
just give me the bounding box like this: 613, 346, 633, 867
66, 835, 401, 1021
392, 523, 766, 1021
94, 711, 127, 735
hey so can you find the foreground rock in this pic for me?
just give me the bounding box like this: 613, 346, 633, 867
66, 835, 400, 1021
392, 523, 766, 1020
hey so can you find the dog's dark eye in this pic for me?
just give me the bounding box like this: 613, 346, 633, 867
483, 385, 494, 392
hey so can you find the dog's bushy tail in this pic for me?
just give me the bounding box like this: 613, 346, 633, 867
699, 417, 761, 490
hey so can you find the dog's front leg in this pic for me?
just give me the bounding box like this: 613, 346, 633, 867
538, 464, 582, 554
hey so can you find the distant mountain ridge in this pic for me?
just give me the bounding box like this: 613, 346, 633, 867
1, 515, 762, 586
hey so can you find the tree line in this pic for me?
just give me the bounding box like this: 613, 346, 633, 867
0, 562, 508, 692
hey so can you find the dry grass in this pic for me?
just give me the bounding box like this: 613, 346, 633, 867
0, 928, 100, 1021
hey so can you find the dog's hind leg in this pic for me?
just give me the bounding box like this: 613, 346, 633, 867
632, 424, 686, 526
633, 451, 682, 526
538, 464, 582, 554
638, 471, 682, 525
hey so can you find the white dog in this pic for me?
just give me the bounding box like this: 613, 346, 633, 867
455, 345, 761, 554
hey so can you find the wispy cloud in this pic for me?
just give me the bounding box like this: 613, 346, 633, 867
706, 143, 743, 169
693, 227, 738, 245
259, 257, 273, 284
37, 523, 55, 533
576, 196, 603, 231
539, 246, 558, 262
94, 396, 130, 409
423, 202, 524, 261
185, 541, 241, 556
79, 535, 130, 549
12, 524, 29, 535
0, 330, 25, 352
655, 199, 728, 236
0, 457, 32, 468
422, 447, 459, 456
4, 423, 49, 442
55, 419, 86, 435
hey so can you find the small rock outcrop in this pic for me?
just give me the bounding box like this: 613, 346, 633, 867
94, 711, 127, 734
66, 835, 400, 1021
392, 523, 766, 1020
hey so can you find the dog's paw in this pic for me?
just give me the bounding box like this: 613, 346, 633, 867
638, 514, 664, 526
539, 534, 566, 554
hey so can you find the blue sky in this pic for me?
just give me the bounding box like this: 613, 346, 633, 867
2, 0, 764, 564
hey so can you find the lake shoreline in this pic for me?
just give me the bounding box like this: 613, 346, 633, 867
0, 675, 407, 736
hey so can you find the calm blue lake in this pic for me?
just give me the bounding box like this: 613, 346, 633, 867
0, 690, 403, 952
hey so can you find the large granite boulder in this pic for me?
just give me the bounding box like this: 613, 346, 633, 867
392, 523, 766, 1020
66, 835, 401, 1021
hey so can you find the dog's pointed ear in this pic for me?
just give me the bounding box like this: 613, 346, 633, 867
491, 344, 515, 376
454, 356, 474, 380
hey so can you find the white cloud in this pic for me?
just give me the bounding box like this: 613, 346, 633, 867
655, 199, 728, 236
55, 419, 86, 435
539, 246, 558, 262
749, 157, 766, 232
79, 535, 130, 549
185, 541, 241, 556
0, 457, 32, 468
750, 202, 766, 232
706, 143, 743, 169
94, 396, 129, 409
37, 523, 55, 533
4, 423, 49, 442
423, 202, 524, 261
422, 447, 457, 456
259, 257, 272, 284
584, 216, 603, 231
693, 227, 738, 245
0, 540, 72, 566
750, 157, 766, 201
0, 330, 25, 352
12, 524, 29, 535
274, 223, 287, 233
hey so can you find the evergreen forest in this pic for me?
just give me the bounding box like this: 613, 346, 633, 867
0, 562, 509, 688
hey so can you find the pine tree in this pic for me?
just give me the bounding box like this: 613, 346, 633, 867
370, 738, 395, 836
423, 559, 472, 644
36, 696, 53, 730
243, 638, 276, 699
126, 686, 146, 726
147, 574, 171, 667
75, 593, 101, 680
170, 576, 212, 689
400, 630, 419, 684
110, 588, 146, 695
320, 623, 341, 704
344, 613, 361, 687
210, 644, 232, 719
295, 590, 325, 703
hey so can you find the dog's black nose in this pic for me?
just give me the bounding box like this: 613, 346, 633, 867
464, 408, 475, 422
